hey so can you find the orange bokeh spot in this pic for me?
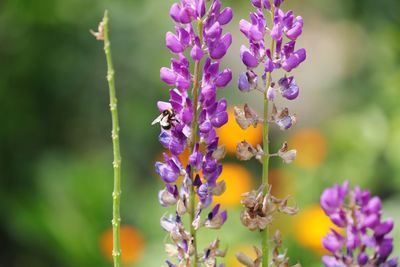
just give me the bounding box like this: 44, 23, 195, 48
289, 128, 327, 169
269, 169, 295, 198
100, 225, 145, 264
214, 163, 253, 207
216, 108, 262, 154
293, 205, 339, 254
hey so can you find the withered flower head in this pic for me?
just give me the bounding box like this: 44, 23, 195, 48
236, 140, 257, 161
240, 185, 299, 231
234, 104, 262, 130
272, 230, 302, 267
199, 239, 227, 267
240, 185, 274, 230
277, 142, 297, 164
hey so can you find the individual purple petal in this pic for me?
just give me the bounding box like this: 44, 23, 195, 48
240, 45, 258, 68
364, 214, 379, 228
238, 72, 251, 92
329, 212, 346, 227
251, 0, 262, 8
276, 116, 293, 130
218, 7, 233, 25
208, 203, 221, 220
170, 3, 181, 23
155, 161, 179, 183
379, 238, 394, 258
367, 196, 382, 213
239, 19, 252, 36
211, 111, 228, 128
357, 252, 368, 265
179, 7, 192, 24
210, 0, 221, 14
262, 0, 271, 9
282, 48, 306, 72
176, 75, 190, 91
209, 40, 228, 60
286, 16, 303, 40
221, 210, 228, 223
387, 257, 398, 267
160, 67, 176, 85
270, 23, 283, 40
189, 143, 203, 171
191, 44, 203, 61
205, 22, 222, 39
279, 76, 299, 100
320, 181, 348, 215
157, 101, 172, 112
322, 231, 342, 253
166, 32, 184, 53
322, 256, 344, 267
273, 0, 283, 7
215, 69, 232, 87
265, 57, 274, 72
374, 219, 394, 236
197, 0, 206, 18
221, 32, 232, 49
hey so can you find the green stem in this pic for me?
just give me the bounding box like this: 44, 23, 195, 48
189, 19, 204, 267
261, 5, 276, 267
102, 10, 122, 267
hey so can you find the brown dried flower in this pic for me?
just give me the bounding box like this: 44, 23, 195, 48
240, 185, 299, 231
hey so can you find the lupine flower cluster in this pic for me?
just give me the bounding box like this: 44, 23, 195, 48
156, 0, 233, 266
234, 0, 305, 266
321, 181, 398, 267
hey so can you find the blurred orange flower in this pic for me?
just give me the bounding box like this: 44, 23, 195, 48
214, 163, 253, 207
100, 225, 145, 264
289, 128, 327, 169
216, 108, 262, 154
293, 204, 338, 254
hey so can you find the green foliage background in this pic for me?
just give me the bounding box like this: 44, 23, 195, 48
0, 0, 399, 266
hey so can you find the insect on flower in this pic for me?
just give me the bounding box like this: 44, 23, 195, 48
151, 109, 179, 130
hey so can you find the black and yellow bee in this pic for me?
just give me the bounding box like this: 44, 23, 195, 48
151, 109, 179, 130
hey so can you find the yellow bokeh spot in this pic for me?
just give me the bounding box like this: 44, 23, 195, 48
293, 205, 338, 254
289, 128, 327, 169
227, 245, 258, 267
216, 108, 262, 154
214, 163, 253, 207
100, 225, 145, 263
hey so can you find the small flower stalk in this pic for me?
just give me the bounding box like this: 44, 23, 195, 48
321, 181, 398, 267
235, 0, 306, 266
92, 11, 123, 267
155, 1, 233, 266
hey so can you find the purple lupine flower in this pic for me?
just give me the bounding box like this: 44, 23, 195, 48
156, 0, 232, 265
321, 181, 398, 267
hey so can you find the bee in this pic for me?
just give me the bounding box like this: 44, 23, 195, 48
151, 109, 179, 130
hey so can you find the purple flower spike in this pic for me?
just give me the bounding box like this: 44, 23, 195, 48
157, 0, 233, 264
321, 181, 397, 267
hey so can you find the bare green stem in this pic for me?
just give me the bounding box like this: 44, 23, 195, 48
261, 5, 276, 267
189, 19, 204, 267
101, 10, 122, 267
